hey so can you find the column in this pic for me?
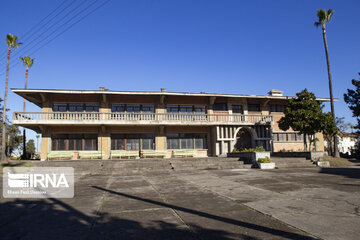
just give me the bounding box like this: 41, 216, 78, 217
99, 126, 110, 159
155, 126, 166, 150
40, 126, 51, 161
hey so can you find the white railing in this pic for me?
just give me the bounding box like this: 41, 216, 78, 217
13, 112, 273, 125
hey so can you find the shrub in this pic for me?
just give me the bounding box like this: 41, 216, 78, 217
232, 146, 266, 153
257, 156, 271, 163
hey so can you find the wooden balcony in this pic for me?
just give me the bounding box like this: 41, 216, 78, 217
13, 112, 273, 127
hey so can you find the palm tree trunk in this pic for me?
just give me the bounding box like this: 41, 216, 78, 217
22, 67, 28, 159
1, 48, 11, 162
322, 25, 339, 157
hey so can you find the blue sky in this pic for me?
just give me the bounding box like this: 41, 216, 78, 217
0, 0, 359, 143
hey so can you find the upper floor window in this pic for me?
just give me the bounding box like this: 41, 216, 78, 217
213, 103, 227, 111
68, 104, 83, 112
167, 105, 205, 114
232, 105, 243, 114
53, 103, 67, 112
127, 104, 140, 112
53, 103, 99, 112
111, 104, 125, 112
194, 106, 206, 113
111, 104, 154, 113
142, 105, 155, 113
248, 104, 261, 112
85, 104, 99, 112
270, 104, 285, 113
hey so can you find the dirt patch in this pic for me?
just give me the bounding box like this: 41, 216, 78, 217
322, 156, 356, 167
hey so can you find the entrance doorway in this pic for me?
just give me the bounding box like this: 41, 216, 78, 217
234, 128, 253, 150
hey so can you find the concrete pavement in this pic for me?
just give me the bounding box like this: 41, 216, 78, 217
0, 160, 359, 239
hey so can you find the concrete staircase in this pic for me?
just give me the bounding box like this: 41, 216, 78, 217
270, 157, 316, 168
34, 156, 316, 174
34, 157, 249, 173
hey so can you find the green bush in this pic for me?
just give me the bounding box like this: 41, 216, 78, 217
232, 146, 266, 153
257, 156, 271, 163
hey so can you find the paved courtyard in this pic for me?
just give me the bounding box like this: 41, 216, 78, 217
1, 161, 359, 240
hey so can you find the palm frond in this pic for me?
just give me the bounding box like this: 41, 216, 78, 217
6, 33, 22, 48
20, 56, 35, 68
326, 9, 334, 22
314, 22, 321, 28
315, 9, 334, 27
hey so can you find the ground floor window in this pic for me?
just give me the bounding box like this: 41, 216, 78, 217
111, 134, 155, 150
51, 134, 98, 151
273, 132, 303, 142
166, 133, 207, 149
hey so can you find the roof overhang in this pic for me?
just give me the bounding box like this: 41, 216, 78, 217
11, 88, 335, 107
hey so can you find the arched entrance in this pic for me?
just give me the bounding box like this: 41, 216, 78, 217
234, 127, 254, 150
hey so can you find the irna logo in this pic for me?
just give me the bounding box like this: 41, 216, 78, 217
8, 172, 69, 188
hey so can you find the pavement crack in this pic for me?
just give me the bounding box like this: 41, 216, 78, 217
141, 174, 202, 240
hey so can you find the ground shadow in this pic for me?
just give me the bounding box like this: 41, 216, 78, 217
319, 167, 360, 179
0, 198, 256, 240
92, 186, 315, 240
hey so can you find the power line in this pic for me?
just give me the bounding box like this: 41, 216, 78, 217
0, 0, 111, 77
0, 0, 79, 66
0, 0, 73, 59
0, 0, 102, 74
6, 0, 90, 63
5, 0, 98, 67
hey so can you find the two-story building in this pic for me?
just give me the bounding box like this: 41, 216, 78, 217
12, 88, 327, 160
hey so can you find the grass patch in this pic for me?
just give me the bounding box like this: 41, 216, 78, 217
0, 161, 35, 172
323, 156, 356, 167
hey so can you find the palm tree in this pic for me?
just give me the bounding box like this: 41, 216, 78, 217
1, 34, 22, 162
20, 56, 35, 160
315, 9, 339, 157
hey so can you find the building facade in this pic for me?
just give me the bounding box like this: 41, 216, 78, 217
12, 88, 326, 160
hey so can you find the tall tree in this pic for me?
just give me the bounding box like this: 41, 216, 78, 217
2, 34, 22, 162
314, 9, 339, 157
26, 139, 36, 159
344, 73, 360, 133
278, 89, 337, 151
20, 56, 35, 159
0, 99, 22, 158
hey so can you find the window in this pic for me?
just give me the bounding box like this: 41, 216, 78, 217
142, 105, 154, 113
53, 104, 99, 112
166, 133, 207, 149
111, 104, 154, 113
273, 133, 304, 142
126, 104, 140, 113
248, 104, 261, 112
270, 104, 285, 113
194, 106, 206, 113
111, 134, 155, 150
111, 104, 126, 112
85, 104, 99, 112
167, 105, 179, 113
167, 105, 206, 114
69, 104, 84, 112
51, 134, 98, 151
213, 103, 227, 111
53, 104, 67, 112
232, 105, 243, 114
180, 105, 193, 113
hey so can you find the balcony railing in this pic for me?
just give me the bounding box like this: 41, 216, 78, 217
13, 112, 273, 125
